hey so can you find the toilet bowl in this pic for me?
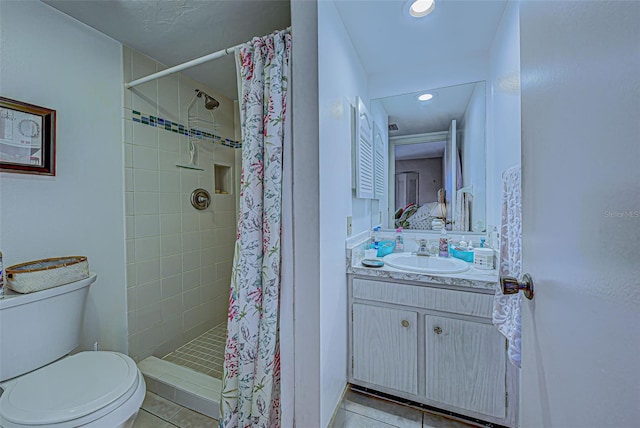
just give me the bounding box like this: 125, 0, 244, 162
0, 352, 145, 427
0, 273, 145, 427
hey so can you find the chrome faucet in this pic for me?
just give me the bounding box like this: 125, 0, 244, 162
416, 239, 430, 256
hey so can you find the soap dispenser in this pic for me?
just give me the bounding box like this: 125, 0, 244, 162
372, 226, 381, 250
439, 228, 450, 257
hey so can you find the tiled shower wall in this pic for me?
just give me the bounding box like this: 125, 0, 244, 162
123, 46, 240, 361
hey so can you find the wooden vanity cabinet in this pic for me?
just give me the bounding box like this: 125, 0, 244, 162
348, 275, 518, 427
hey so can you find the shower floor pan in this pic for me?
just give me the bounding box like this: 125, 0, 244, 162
163, 323, 226, 378
138, 322, 227, 420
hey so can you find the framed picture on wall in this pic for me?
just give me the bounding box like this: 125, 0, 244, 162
0, 97, 56, 176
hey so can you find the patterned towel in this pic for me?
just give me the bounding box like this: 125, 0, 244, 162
492, 165, 522, 368
453, 191, 471, 231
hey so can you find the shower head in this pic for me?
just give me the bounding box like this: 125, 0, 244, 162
195, 89, 220, 110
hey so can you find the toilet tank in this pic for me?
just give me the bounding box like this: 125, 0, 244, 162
0, 273, 96, 382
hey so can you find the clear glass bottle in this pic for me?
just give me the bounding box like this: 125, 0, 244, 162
394, 227, 404, 252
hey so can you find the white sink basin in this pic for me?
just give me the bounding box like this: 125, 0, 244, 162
383, 253, 470, 274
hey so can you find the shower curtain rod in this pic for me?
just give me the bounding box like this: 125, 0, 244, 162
125, 27, 291, 89
125, 44, 241, 89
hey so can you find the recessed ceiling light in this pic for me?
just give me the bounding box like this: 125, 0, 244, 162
417, 93, 434, 101
409, 0, 436, 18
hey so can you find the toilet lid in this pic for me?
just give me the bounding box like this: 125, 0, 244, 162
1, 351, 139, 426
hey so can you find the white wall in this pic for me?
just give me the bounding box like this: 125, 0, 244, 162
291, 1, 321, 426
123, 47, 239, 361
459, 82, 487, 230
318, 0, 369, 424
486, 1, 521, 230
0, 1, 127, 352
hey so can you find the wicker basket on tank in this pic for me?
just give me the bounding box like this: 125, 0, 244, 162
5, 256, 90, 294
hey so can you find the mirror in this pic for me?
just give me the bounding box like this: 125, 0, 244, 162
372, 81, 486, 232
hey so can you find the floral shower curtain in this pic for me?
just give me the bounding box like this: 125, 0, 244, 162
220, 29, 291, 428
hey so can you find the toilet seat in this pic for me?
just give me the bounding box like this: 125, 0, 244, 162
0, 351, 143, 427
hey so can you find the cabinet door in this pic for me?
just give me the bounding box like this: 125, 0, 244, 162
354, 97, 374, 199
352, 303, 418, 395
425, 315, 506, 418
373, 123, 386, 200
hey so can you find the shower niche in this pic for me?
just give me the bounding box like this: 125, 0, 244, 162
214, 163, 233, 195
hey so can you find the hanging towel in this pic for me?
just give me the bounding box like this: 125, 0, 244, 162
453, 191, 471, 231
456, 149, 463, 190
492, 165, 522, 368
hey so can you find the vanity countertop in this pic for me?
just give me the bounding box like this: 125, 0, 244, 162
347, 250, 499, 291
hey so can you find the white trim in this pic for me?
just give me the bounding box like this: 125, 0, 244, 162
389, 131, 448, 145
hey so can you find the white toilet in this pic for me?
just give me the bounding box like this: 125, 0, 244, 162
0, 273, 145, 427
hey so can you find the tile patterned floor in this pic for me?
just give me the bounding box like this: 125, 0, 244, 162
134, 388, 479, 428
162, 322, 227, 379
332, 389, 480, 428
133, 391, 217, 428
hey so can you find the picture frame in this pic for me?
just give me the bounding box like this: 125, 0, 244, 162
0, 97, 56, 176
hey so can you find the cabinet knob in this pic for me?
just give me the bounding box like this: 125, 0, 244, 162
434, 326, 443, 335
401, 320, 410, 328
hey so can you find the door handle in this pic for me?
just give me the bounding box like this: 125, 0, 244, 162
500, 273, 534, 300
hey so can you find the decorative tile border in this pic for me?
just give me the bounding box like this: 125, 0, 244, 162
130, 110, 241, 149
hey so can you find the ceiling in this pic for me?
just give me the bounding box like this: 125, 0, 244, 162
42, 0, 506, 127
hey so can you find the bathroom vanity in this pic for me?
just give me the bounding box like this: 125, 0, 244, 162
347, 254, 518, 427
